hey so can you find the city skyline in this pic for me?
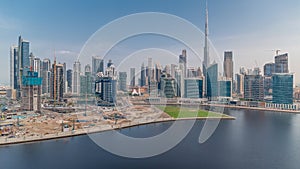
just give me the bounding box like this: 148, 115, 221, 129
1, 0, 300, 84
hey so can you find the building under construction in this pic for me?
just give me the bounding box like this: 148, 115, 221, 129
50, 58, 65, 102
21, 70, 42, 113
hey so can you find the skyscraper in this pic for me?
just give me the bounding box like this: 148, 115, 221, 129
72, 61, 81, 94
207, 63, 218, 100
244, 75, 264, 101
50, 59, 65, 101
118, 72, 127, 92
264, 63, 275, 96
155, 63, 162, 84
33, 58, 41, 77
10, 36, 30, 99
19, 36, 30, 72
130, 68, 136, 87
41, 59, 51, 94
179, 49, 187, 78
10, 46, 18, 92
92, 56, 104, 75
203, 3, 210, 97
272, 73, 294, 104
175, 69, 184, 97
21, 70, 42, 112
66, 69, 72, 93
141, 63, 146, 87
236, 73, 244, 96
275, 53, 289, 73
223, 51, 233, 80
80, 64, 93, 95
29, 53, 35, 68
170, 64, 177, 78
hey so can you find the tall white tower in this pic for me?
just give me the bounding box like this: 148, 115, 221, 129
72, 61, 81, 94
203, 1, 210, 97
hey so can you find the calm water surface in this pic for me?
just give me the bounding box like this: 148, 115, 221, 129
0, 109, 300, 169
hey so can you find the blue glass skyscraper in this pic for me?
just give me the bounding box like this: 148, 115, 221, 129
272, 73, 294, 104
207, 63, 218, 100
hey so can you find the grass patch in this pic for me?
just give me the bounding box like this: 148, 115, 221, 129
157, 105, 229, 118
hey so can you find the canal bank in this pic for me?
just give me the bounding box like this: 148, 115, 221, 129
0, 116, 235, 146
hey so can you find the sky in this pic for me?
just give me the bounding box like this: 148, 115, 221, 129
0, 0, 300, 84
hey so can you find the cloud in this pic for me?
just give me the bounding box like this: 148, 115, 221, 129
57, 50, 78, 56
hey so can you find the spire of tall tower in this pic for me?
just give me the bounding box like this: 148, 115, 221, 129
54, 48, 57, 64
204, 0, 210, 67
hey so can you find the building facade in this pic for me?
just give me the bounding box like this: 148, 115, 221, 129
50, 60, 65, 102
207, 63, 218, 100
244, 75, 264, 101
272, 73, 294, 104
218, 79, 232, 98
130, 68, 136, 87
118, 72, 127, 92
95, 76, 117, 106
223, 51, 233, 80
92, 56, 104, 75
275, 53, 289, 73
72, 61, 81, 95
184, 78, 203, 99
21, 70, 42, 112
236, 73, 244, 96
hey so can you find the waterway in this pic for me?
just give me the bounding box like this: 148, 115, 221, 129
0, 109, 300, 169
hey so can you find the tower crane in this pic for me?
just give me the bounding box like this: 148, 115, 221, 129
272, 49, 281, 56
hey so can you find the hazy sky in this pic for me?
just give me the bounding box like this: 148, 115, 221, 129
0, 0, 300, 84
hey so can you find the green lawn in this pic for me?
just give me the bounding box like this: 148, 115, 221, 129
157, 106, 229, 118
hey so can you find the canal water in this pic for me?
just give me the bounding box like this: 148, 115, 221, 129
0, 109, 300, 169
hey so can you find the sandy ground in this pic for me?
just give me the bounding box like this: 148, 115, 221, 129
4, 105, 171, 138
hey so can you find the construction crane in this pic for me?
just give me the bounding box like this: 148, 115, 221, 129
272, 49, 281, 56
